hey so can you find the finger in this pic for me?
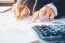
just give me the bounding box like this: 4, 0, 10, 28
43, 11, 51, 21
39, 9, 46, 22
44, 12, 51, 21
44, 7, 53, 19
32, 11, 39, 22
50, 11, 56, 21
39, 7, 47, 16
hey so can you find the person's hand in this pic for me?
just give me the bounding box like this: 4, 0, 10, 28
32, 6, 57, 22
12, 2, 28, 19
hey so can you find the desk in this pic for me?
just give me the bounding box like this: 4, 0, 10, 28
0, 7, 65, 43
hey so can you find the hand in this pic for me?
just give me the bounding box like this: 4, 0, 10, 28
12, 2, 28, 19
32, 6, 56, 22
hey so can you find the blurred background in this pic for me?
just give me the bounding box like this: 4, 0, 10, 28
0, 0, 16, 6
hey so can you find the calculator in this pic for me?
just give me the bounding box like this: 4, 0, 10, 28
32, 22, 65, 42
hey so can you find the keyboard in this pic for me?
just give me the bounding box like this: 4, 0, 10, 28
32, 24, 65, 42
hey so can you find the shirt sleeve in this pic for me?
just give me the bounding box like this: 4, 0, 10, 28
51, 0, 65, 18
